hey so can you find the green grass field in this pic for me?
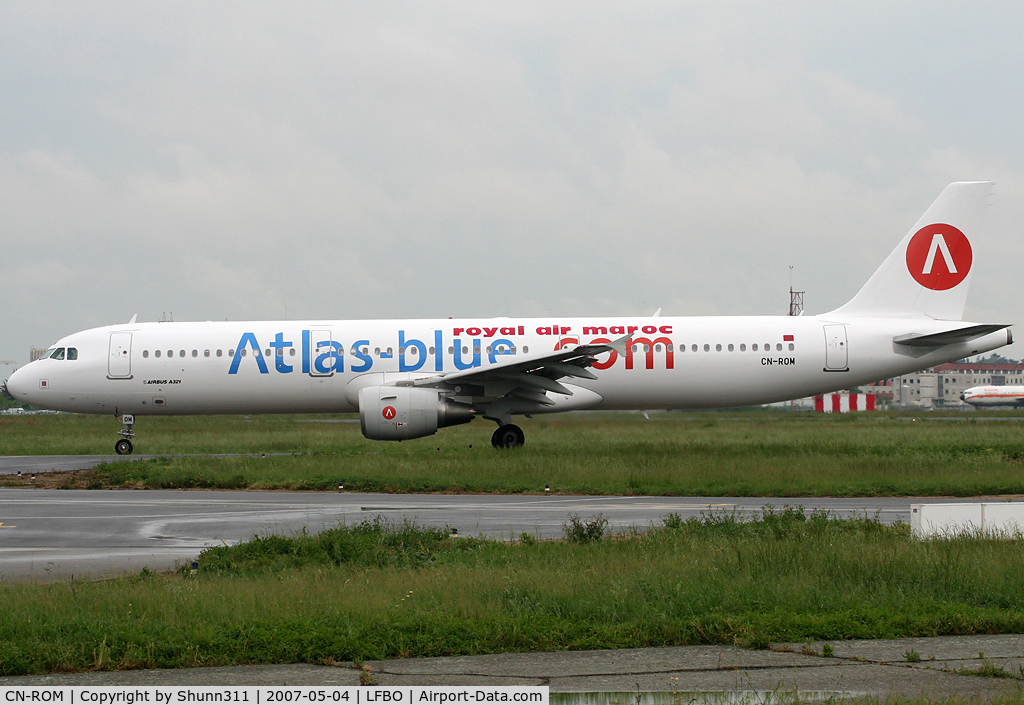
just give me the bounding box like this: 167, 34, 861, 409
4, 410, 1024, 496
5, 410, 1024, 681
3, 511, 1024, 676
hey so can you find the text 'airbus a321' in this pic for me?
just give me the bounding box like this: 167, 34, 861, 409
5, 182, 1012, 452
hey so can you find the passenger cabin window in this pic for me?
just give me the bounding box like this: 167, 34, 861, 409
217, 350, 223, 357
143, 350, 150, 358
155, 350, 162, 358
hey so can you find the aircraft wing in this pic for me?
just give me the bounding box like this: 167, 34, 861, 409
396, 336, 629, 406
893, 324, 1011, 347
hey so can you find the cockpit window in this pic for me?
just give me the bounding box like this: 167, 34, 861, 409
66, 348, 78, 360
51, 348, 66, 360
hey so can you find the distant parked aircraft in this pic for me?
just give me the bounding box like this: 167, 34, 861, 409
960, 386, 1024, 408
6, 182, 1012, 452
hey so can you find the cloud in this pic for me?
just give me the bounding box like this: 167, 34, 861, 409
2, 2, 1023, 364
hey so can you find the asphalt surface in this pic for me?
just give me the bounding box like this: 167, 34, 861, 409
2, 481, 929, 581
1, 635, 1022, 698
0, 455, 1016, 581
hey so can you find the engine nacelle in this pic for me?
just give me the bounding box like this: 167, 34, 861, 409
358, 386, 475, 440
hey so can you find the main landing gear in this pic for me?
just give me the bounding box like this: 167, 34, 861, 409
491, 424, 525, 449
115, 414, 135, 455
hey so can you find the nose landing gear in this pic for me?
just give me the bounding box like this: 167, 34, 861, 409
115, 414, 135, 455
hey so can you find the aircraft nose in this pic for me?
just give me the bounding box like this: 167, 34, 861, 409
959, 393, 966, 401
5, 366, 32, 403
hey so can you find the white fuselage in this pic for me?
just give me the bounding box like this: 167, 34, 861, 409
9, 314, 1010, 417
960, 386, 1024, 408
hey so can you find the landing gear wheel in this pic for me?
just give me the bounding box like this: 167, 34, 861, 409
491, 424, 525, 449
115, 413, 136, 455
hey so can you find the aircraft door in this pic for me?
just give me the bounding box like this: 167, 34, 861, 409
310, 330, 334, 377
823, 324, 848, 371
108, 332, 133, 379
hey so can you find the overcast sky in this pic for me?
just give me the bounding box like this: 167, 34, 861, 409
3, 1, 1024, 371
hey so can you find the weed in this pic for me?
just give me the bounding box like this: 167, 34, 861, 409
904, 649, 921, 662
955, 660, 1018, 679
563, 514, 609, 543
821, 644, 834, 657
662, 513, 684, 530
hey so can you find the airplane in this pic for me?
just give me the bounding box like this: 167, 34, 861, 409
4, 181, 1013, 454
960, 386, 1024, 408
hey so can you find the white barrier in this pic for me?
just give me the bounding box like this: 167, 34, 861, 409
910, 502, 1024, 538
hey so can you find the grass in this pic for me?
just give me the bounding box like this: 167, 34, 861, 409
3, 509, 1024, 675
5, 411, 1024, 496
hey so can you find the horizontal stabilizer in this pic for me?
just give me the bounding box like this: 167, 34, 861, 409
893, 324, 1011, 347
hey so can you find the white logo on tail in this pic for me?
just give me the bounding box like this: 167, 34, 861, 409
922, 233, 957, 275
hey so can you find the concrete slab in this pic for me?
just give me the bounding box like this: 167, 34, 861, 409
1, 637, 1022, 698
777, 634, 1024, 663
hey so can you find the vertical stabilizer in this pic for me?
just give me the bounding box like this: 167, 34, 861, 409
828, 181, 992, 320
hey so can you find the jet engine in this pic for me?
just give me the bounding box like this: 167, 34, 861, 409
358, 386, 474, 440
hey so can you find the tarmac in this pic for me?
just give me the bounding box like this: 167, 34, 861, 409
2, 634, 1022, 700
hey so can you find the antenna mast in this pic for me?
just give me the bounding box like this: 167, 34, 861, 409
788, 266, 805, 316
